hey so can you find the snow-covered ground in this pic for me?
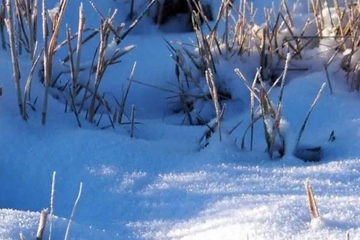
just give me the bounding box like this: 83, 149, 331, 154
1, 0, 360, 239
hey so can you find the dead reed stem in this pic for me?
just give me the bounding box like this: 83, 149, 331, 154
41, 0, 49, 125
23, 44, 42, 120
42, 0, 69, 125
74, 3, 84, 99
36, 210, 48, 240
205, 68, 223, 141
119, 61, 136, 124
5, 0, 23, 117
305, 179, 320, 220
87, 18, 108, 123
14, 0, 38, 59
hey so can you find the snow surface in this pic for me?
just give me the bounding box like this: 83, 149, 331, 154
1, 0, 360, 239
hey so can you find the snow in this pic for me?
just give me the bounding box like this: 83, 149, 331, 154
2, 0, 360, 239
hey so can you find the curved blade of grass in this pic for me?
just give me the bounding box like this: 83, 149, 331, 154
295, 83, 326, 148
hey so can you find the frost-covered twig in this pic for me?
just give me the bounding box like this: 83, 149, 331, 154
205, 68, 223, 141
64, 182, 83, 240
42, 0, 69, 125
74, 3, 85, 99
87, 16, 112, 122
23, 43, 43, 120
5, 0, 23, 117
295, 83, 326, 148
48, 171, 56, 240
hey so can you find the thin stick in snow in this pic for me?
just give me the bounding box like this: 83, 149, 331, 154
305, 179, 320, 220
295, 83, 326, 148
64, 182, 83, 240
36, 210, 48, 240
48, 171, 56, 240
130, 105, 136, 138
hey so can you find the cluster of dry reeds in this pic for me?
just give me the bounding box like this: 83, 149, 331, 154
164, 0, 337, 159
40, 0, 155, 127
166, 0, 248, 126
4, 0, 40, 121
4, 0, 156, 130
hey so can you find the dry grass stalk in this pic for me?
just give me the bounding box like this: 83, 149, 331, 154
65, 36, 82, 127
23, 44, 43, 120
237, 52, 289, 159
309, 0, 323, 37
305, 179, 320, 220
60, 29, 100, 62
205, 68, 223, 141
250, 70, 259, 150
130, 105, 136, 138
41, 0, 69, 125
175, 51, 195, 125
335, 3, 360, 91
295, 83, 326, 148
235, 68, 261, 150
236, 69, 262, 150
224, 0, 230, 59
36, 209, 48, 240
14, 0, 38, 59
259, 86, 279, 159
87, 12, 114, 123
0, 0, 6, 50
84, 2, 137, 125
74, 3, 84, 99
64, 182, 83, 240
48, 171, 56, 240
5, 0, 23, 117
324, 64, 334, 94
117, 61, 136, 124
192, 11, 217, 74
116, 0, 157, 44
281, 0, 294, 27
164, 0, 257, 125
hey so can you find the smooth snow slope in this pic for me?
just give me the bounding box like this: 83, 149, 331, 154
1, 0, 360, 240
